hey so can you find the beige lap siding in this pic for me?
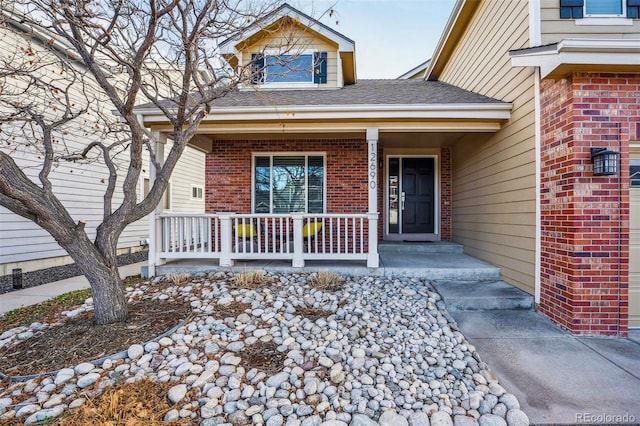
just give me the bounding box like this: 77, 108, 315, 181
436, 0, 536, 294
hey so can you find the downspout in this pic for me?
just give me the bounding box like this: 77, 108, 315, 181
529, 0, 542, 305
617, 122, 623, 337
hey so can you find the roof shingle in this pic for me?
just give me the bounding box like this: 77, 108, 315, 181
207, 80, 505, 108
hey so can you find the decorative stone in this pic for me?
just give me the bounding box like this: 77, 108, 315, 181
430, 411, 454, 426
77, 372, 100, 389
168, 384, 188, 404
74, 362, 95, 375
408, 412, 431, 426
127, 344, 144, 360
478, 414, 507, 426
350, 414, 378, 426
54, 368, 75, 386
379, 410, 409, 426
506, 409, 529, 426
266, 371, 289, 388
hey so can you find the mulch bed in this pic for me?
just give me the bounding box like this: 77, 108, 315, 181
0, 298, 190, 377
209, 301, 251, 320
239, 340, 287, 376
295, 306, 329, 322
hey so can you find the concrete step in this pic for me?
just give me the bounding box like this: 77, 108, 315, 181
378, 241, 464, 254
432, 280, 534, 311
381, 253, 501, 281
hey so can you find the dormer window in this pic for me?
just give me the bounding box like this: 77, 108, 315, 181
585, 0, 623, 16
251, 51, 327, 87
560, 0, 640, 18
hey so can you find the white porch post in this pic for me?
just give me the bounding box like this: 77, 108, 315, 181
219, 213, 235, 267
366, 128, 380, 268
148, 131, 166, 277
292, 213, 305, 267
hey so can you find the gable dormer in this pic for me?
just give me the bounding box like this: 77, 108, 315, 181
219, 3, 355, 89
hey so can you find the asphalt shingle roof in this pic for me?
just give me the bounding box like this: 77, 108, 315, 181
207, 80, 505, 108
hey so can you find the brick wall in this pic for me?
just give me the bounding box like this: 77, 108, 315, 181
539, 73, 637, 336
205, 139, 368, 215
206, 139, 453, 243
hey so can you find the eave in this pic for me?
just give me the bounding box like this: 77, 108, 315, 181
137, 103, 512, 141
425, 0, 479, 81
510, 39, 640, 79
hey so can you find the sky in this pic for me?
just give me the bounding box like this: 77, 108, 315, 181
294, 0, 457, 79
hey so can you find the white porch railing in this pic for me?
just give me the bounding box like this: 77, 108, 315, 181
155, 212, 379, 268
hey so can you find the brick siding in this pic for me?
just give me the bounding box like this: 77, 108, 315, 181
539, 73, 638, 336
206, 139, 369, 215
440, 147, 452, 241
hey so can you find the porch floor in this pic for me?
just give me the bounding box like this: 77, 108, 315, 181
149, 242, 501, 281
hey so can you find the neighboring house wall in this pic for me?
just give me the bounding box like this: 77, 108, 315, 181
158, 144, 206, 215
0, 22, 205, 284
436, 0, 537, 294
540, 0, 640, 45
239, 22, 340, 89
538, 73, 636, 336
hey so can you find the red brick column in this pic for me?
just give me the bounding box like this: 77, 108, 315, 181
539, 73, 636, 336
440, 147, 452, 241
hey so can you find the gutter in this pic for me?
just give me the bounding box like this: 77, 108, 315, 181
136, 102, 513, 124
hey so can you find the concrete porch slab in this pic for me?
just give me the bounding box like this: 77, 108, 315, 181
149, 251, 501, 282
452, 310, 640, 425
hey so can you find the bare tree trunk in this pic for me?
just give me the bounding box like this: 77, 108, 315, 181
64, 230, 128, 324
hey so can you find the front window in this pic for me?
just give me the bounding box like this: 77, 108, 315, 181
585, 0, 624, 16
254, 154, 325, 213
265, 54, 313, 83
631, 160, 640, 188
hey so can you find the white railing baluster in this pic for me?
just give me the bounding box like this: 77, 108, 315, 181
157, 212, 371, 263
360, 217, 364, 254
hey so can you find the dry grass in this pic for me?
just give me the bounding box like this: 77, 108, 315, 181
0, 288, 93, 330
166, 273, 191, 286
232, 270, 269, 289
310, 270, 344, 292
55, 379, 188, 425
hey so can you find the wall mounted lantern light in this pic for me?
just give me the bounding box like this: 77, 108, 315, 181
591, 148, 619, 176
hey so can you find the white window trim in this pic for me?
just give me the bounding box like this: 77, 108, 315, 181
575, 17, 633, 24
260, 49, 319, 89
582, 0, 627, 18
190, 184, 204, 201
251, 152, 327, 214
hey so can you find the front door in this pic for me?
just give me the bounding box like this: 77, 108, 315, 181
387, 157, 436, 236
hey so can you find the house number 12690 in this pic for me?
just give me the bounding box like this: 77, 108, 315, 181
369, 144, 377, 189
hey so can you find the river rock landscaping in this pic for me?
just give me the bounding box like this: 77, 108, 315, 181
0, 271, 529, 426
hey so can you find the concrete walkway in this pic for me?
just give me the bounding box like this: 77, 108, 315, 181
452, 310, 640, 425
0, 262, 144, 314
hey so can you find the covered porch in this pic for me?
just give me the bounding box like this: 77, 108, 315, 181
138, 80, 512, 276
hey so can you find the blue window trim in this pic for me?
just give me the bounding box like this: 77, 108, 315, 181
561, 0, 638, 18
